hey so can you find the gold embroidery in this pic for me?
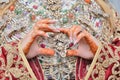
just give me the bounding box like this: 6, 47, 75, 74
0, 0, 16, 16
90, 44, 120, 80
0, 47, 2, 55
0, 43, 32, 80
0, 58, 5, 68
18, 42, 37, 80
19, 74, 32, 80
6, 52, 14, 68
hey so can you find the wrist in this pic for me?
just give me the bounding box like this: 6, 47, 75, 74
28, 30, 36, 39
84, 31, 98, 54
21, 30, 35, 55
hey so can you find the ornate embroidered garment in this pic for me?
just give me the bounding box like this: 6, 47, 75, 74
0, 38, 120, 80
88, 40, 120, 80
0, 0, 120, 80
0, 42, 34, 80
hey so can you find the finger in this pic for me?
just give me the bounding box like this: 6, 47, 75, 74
58, 28, 69, 35
66, 50, 78, 56
74, 32, 85, 45
73, 27, 82, 41
37, 23, 59, 32
38, 48, 55, 56
48, 25, 60, 32
70, 26, 77, 42
70, 26, 76, 41
37, 31, 48, 37
37, 23, 49, 29
38, 19, 56, 24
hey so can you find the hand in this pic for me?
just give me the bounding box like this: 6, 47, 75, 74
21, 19, 60, 59
59, 25, 98, 59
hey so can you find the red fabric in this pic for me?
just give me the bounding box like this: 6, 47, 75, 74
112, 38, 120, 46
88, 38, 120, 80
1, 38, 119, 80
28, 57, 44, 80
76, 58, 92, 80
0, 42, 32, 80
28, 55, 92, 80
23, 38, 120, 80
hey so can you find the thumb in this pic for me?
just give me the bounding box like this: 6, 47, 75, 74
66, 49, 78, 56
38, 48, 55, 56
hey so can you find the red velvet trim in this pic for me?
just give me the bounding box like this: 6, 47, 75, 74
76, 57, 92, 80
28, 58, 44, 80
76, 58, 80, 80
34, 57, 44, 80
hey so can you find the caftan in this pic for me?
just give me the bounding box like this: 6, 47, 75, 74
0, 0, 120, 80
0, 37, 120, 80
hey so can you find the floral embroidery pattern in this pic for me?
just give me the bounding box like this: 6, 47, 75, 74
89, 43, 120, 80
0, 43, 32, 80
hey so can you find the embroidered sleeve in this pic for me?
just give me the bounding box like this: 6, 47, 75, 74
87, 38, 120, 80
0, 42, 33, 80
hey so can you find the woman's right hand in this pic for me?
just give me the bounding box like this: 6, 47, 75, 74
21, 19, 60, 59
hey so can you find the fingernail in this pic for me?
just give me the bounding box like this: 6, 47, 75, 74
52, 29, 60, 32
73, 36, 76, 41
54, 29, 60, 32
70, 37, 73, 42
73, 39, 76, 44
52, 19, 58, 22
49, 25, 56, 29
74, 40, 78, 45
50, 20, 58, 23
46, 34, 50, 37
49, 25, 60, 32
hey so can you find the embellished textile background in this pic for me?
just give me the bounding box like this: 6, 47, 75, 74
0, 0, 120, 80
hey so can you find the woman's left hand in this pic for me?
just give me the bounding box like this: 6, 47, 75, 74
59, 25, 98, 59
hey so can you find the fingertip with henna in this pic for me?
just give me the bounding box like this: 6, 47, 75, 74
39, 48, 55, 56
66, 50, 78, 56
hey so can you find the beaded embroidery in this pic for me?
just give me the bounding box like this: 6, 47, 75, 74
0, 0, 113, 79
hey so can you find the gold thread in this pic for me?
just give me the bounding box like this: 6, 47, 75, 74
18, 42, 37, 80
85, 0, 117, 79
0, 0, 16, 16
85, 41, 102, 80
96, 0, 115, 34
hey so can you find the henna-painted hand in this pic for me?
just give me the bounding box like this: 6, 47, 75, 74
59, 25, 98, 59
21, 19, 60, 59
